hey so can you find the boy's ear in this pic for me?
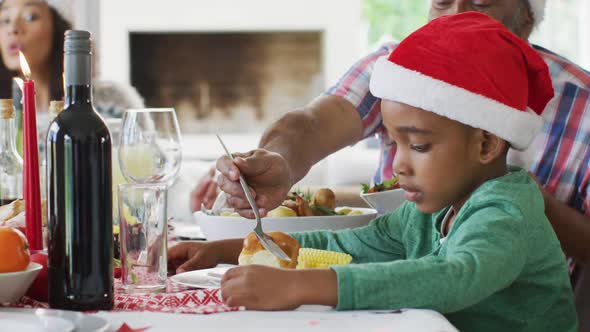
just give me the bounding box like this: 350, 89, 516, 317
476, 130, 508, 164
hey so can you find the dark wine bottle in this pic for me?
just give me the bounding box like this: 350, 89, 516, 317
46, 30, 113, 311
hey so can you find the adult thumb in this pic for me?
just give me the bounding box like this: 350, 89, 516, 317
234, 153, 270, 177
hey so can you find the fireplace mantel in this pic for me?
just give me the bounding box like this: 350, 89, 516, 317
98, 0, 363, 89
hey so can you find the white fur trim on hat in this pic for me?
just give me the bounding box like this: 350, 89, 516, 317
527, 0, 547, 27
369, 57, 543, 150
45, 0, 73, 23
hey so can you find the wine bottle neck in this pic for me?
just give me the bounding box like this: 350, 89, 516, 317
64, 52, 91, 86
63, 30, 94, 109
0, 117, 18, 154
65, 85, 92, 106
64, 51, 93, 108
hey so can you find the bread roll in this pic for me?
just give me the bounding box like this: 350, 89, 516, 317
0, 199, 24, 223
238, 231, 300, 269
0, 199, 47, 227
2, 211, 25, 228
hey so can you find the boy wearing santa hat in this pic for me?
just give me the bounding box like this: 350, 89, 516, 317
206, 11, 578, 331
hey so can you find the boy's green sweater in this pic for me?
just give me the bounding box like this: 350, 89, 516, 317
291, 169, 577, 332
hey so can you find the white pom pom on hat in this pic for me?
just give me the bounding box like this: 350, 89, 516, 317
528, 0, 547, 27
45, 0, 73, 24
0, 0, 74, 24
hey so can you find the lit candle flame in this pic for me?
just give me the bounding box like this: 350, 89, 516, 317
19, 51, 31, 80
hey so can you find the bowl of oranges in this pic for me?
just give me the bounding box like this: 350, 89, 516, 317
0, 227, 42, 304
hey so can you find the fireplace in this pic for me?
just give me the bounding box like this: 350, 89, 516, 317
97, 0, 363, 133
130, 31, 323, 133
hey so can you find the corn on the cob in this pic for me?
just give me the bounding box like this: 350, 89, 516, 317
296, 248, 352, 269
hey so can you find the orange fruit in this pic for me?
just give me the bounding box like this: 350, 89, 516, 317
0, 227, 30, 273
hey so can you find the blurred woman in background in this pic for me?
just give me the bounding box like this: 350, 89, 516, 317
0, 0, 70, 112
0, 0, 144, 118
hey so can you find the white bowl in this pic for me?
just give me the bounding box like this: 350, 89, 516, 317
0, 262, 42, 304
195, 207, 377, 241
360, 188, 406, 215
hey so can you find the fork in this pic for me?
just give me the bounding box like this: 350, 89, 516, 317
211, 191, 228, 215
215, 134, 292, 262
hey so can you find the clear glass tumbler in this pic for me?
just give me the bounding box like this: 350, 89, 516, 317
118, 183, 168, 293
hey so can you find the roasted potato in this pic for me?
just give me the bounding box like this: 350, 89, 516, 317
312, 188, 336, 210
267, 206, 298, 218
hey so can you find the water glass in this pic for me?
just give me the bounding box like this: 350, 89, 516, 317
118, 183, 168, 292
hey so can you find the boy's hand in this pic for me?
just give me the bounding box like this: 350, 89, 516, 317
220, 265, 301, 310
168, 239, 244, 274
167, 242, 221, 274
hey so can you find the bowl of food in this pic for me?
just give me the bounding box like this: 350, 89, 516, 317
0, 227, 42, 304
194, 189, 377, 241
0, 263, 43, 304
360, 177, 406, 215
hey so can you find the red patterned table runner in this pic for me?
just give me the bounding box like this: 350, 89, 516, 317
8, 278, 242, 315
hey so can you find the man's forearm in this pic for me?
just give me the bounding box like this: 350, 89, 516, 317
259, 95, 364, 185
544, 191, 590, 264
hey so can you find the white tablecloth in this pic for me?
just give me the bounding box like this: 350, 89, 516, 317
96, 306, 459, 332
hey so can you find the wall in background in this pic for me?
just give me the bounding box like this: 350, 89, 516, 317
530, 0, 589, 70
362, 0, 589, 71
97, 0, 363, 90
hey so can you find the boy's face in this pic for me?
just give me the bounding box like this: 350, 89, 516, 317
382, 100, 483, 213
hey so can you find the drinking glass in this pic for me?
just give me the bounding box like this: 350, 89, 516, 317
119, 183, 168, 292
117, 108, 181, 291
118, 108, 182, 185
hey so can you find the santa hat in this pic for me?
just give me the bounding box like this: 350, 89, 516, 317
0, 0, 73, 23
369, 12, 554, 150
528, 0, 547, 27
45, 0, 73, 23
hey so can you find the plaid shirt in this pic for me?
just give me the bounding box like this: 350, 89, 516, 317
326, 42, 590, 270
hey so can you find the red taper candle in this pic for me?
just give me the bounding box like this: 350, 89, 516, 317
19, 51, 43, 251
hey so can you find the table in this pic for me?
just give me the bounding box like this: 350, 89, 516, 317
7, 278, 458, 332
4, 239, 458, 332
96, 306, 459, 332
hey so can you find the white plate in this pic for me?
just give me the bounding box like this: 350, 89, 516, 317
0, 308, 109, 332
170, 265, 235, 289
0, 313, 74, 332
195, 207, 377, 241
172, 224, 206, 240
